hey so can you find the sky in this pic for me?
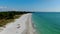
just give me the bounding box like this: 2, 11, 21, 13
0, 0, 60, 11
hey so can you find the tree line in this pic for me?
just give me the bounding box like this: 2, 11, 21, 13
0, 11, 32, 19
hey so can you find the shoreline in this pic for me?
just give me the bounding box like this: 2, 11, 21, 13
0, 13, 36, 34
22, 13, 36, 34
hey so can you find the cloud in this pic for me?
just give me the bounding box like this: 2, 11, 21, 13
0, 6, 7, 9
0, 6, 7, 11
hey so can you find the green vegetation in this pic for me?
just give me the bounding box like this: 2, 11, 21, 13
0, 11, 32, 27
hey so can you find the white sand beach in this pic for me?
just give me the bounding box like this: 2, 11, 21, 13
0, 13, 35, 34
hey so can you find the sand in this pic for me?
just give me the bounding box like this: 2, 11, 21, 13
0, 13, 35, 34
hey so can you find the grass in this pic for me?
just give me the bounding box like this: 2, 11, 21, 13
0, 14, 23, 27
0, 15, 22, 27
0, 19, 14, 27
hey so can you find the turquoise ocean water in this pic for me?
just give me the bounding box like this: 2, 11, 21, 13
32, 12, 60, 34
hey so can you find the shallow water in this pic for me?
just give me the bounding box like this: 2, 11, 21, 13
32, 12, 60, 34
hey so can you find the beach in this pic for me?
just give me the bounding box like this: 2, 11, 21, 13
0, 13, 35, 34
